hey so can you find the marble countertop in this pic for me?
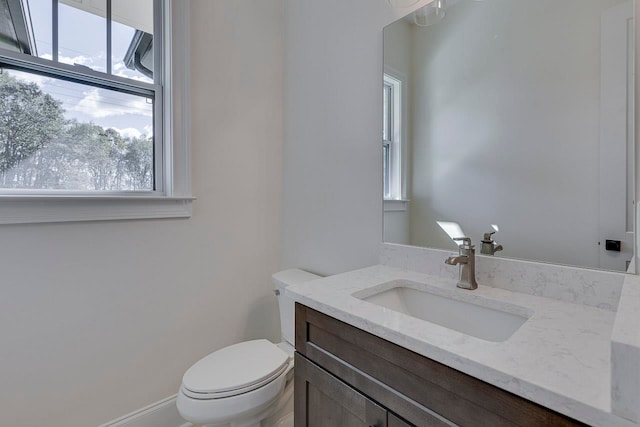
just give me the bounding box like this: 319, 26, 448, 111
286, 265, 637, 427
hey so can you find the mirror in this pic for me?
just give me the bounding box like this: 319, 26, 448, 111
383, 0, 636, 272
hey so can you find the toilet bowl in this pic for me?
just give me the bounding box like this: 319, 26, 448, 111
177, 269, 321, 427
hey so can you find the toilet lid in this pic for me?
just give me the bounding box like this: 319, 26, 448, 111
182, 339, 290, 395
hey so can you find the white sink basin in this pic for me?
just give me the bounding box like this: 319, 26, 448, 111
356, 282, 530, 342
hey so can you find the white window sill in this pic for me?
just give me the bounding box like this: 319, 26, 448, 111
384, 199, 409, 212
0, 195, 194, 225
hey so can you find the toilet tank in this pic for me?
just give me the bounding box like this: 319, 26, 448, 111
272, 269, 321, 346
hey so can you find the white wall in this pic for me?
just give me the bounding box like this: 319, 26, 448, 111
407, 0, 626, 268
282, 0, 420, 275
0, 1, 284, 425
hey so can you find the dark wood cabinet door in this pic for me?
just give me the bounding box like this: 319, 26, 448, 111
388, 413, 414, 427
295, 353, 387, 427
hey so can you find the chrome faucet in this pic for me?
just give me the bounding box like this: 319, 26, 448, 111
445, 237, 478, 290
480, 231, 503, 256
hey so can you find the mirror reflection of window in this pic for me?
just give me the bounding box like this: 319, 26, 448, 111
383, 80, 392, 199
382, 73, 403, 201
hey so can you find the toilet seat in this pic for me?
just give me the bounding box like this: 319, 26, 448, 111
181, 360, 291, 399
181, 339, 291, 400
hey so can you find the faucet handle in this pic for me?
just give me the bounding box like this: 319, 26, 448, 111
482, 231, 496, 241
453, 237, 473, 249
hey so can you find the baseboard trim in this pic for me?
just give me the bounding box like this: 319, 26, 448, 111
97, 394, 192, 427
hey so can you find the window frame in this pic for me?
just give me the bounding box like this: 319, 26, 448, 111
383, 79, 393, 199
0, 0, 192, 224
383, 70, 406, 209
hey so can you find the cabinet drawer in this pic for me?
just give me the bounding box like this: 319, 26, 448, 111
295, 303, 585, 427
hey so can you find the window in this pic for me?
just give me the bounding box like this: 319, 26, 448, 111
383, 73, 403, 201
0, 0, 192, 223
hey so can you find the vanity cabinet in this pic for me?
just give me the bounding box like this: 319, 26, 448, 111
294, 304, 586, 427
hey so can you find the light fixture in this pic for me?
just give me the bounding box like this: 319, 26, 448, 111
414, 0, 446, 26
387, 0, 421, 7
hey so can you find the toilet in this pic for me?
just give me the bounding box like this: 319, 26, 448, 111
177, 269, 321, 427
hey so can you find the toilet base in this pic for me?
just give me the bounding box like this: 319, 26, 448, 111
261, 374, 294, 427
272, 413, 294, 427
201, 422, 259, 427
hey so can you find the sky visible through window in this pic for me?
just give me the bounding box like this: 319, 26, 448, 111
23, 0, 153, 140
